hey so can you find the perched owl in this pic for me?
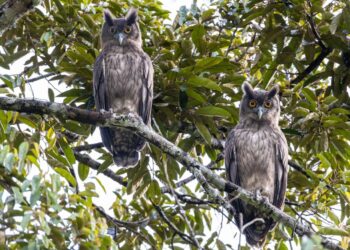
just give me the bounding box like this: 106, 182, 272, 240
224, 83, 288, 246
93, 8, 153, 167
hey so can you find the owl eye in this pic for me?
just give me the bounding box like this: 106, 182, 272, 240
110, 27, 116, 33
124, 26, 132, 33
248, 100, 257, 108
264, 100, 273, 108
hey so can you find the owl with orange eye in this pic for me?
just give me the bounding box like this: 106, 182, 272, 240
225, 83, 288, 246
93, 8, 153, 167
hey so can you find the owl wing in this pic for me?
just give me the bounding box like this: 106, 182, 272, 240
273, 133, 289, 208
93, 53, 108, 111
138, 55, 153, 125
225, 129, 238, 185
93, 53, 113, 152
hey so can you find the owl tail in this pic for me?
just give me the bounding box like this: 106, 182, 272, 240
244, 219, 271, 247
113, 151, 139, 167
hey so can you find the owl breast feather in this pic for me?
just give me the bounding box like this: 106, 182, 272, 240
235, 127, 280, 202
104, 49, 146, 114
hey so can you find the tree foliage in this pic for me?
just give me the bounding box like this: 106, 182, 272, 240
0, 0, 350, 249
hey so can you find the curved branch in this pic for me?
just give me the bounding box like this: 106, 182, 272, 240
0, 96, 343, 250
290, 48, 332, 85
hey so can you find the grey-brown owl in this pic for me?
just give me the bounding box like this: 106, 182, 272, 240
93, 8, 153, 167
224, 83, 288, 246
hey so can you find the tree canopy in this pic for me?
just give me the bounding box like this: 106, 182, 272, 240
0, 0, 349, 249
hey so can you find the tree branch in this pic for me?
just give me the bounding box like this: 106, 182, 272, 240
73, 151, 127, 187
161, 153, 224, 193
0, 0, 41, 36
73, 142, 104, 152
152, 203, 197, 247
0, 73, 56, 88
0, 96, 343, 250
290, 48, 332, 85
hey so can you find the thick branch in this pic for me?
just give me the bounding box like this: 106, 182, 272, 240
0, 0, 40, 36
0, 96, 343, 250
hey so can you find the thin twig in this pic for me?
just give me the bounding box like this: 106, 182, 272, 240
163, 157, 202, 249
95, 205, 156, 249
241, 218, 265, 232
73, 142, 104, 152
73, 151, 127, 187
161, 153, 224, 193
0, 73, 56, 88
152, 203, 196, 246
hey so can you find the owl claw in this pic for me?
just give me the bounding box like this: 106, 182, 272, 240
254, 189, 262, 200
99, 108, 114, 115
254, 189, 269, 203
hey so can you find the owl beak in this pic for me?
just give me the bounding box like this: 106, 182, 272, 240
257, 106, 264, 120
114, 33, 125, 45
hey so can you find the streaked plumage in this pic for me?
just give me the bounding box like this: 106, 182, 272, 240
93, 8, 153, 167
225, 83, 288, 246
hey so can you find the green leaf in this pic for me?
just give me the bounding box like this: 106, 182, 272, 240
92, 177, 106, 193
48, 88, 55, 102
146, 180, 161, 201
194, 57, 223, 72
196, 106, 231, 119
186, 88, 206, 103
57, 137, 75, 165
317, 153, 331, 168
302, 88, 317, 111
187, 76, 221, 91
21, 213, 32, 230
12, 187, 24, 204
262, 60, 277, 87
78, 163, 90, 181
54, 168, 77, 187
330, 13, 342, 34
216, 239, 226, 250
4, 153, 14, 172
318, 227, 350, 237
194, 120, 212, 144
18, 141, 29, 162
30, 176, 41, 206
97, 156, 113, 173
191, 24, 206, 53
201, 9, 215, 22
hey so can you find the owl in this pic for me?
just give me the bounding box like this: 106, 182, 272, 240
93, 8, 153, 167
224, 83, 288, 246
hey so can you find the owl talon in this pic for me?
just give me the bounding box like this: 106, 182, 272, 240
254, 189, 270, 203
100, 109, 114, 115
254, 189, 262, 200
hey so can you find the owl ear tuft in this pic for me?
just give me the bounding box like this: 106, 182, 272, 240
268, 85, 279, 99
104, 10, 114, 26
126, 7, 138, 25
242, 83, 254, 97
